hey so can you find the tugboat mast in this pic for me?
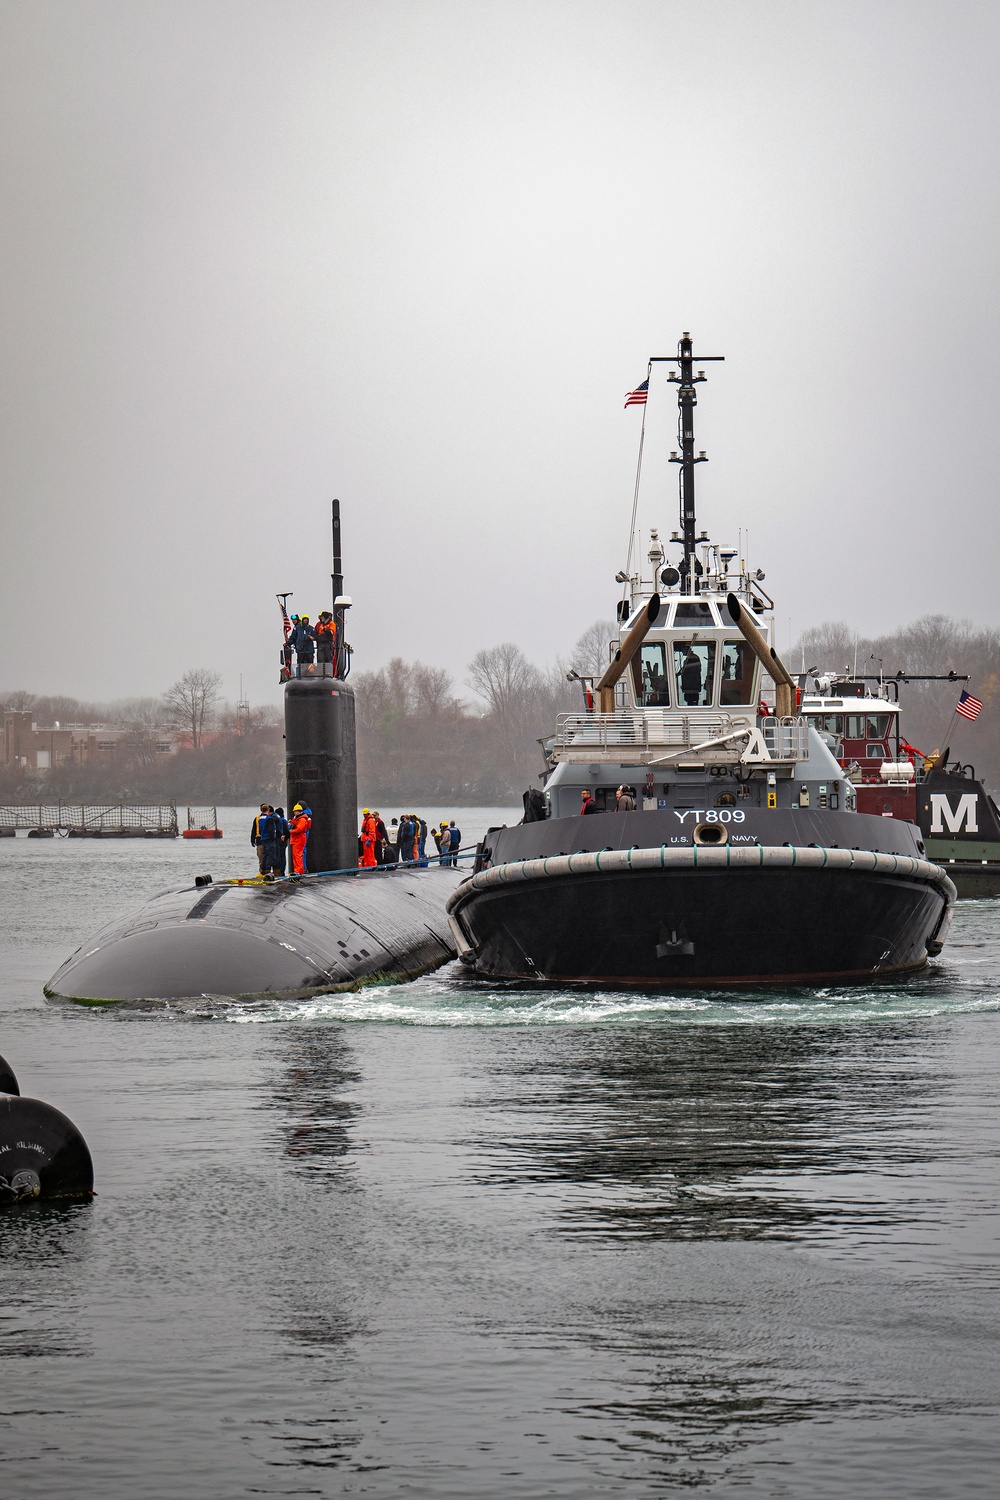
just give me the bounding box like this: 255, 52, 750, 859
653, 333, 724, 594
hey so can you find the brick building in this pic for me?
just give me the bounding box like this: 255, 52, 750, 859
2, 712, 179, 771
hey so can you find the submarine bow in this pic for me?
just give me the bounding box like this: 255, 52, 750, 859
46, 866, 462, 1004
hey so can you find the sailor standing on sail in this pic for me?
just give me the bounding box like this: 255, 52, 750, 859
315, 611, 336, 668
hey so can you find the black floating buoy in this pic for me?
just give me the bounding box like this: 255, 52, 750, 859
0, 1084, 93, 1203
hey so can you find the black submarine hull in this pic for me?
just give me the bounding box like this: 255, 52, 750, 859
447, 808, 955, 986
46, 867, 463, 1004
46, 509, 464, 1007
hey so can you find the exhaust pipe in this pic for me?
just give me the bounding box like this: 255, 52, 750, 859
726, 593, 796, 718
595, 595, 661, 713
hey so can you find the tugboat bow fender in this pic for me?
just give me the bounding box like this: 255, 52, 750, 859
446, 845, 957, 955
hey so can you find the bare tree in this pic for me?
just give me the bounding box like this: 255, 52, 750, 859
412, 663, 455, 716
467, 643, 542, 721
162, 669, 222, 750
569, 620, 617, 678
1, 689, 36, 713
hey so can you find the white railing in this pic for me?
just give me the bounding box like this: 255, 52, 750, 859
551, 713, 810, 764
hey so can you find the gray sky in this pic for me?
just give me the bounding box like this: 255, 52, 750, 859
2, 0, 998, 709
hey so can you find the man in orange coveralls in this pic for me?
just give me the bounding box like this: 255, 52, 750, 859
359, 808, 378, 867
289, 803, 312, 874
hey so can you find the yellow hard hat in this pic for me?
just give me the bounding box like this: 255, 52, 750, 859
362, 807, 370, 815
441, 821, 448, 827
293, 803, 303, 812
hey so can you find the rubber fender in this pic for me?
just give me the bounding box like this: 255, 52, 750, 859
0, 1096, 94, 1203
0, 1053, 19, 1095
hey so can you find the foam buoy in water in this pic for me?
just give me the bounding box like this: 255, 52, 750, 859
0, 1096, 93, 1202
0, 1059, 93, 1203
0, 1052, 19, 1095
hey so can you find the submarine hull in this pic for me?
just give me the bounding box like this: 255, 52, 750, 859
46, 867, 463, 1004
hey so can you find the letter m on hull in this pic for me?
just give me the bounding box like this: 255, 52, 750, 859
929, 792, 979, 835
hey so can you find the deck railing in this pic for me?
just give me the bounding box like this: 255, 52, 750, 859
551, 712, 810, 764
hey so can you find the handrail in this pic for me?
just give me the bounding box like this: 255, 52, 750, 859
551, 711, 810, 762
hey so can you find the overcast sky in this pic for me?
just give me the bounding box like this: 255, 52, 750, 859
2, 0, 998, 709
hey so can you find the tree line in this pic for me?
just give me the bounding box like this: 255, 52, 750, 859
2, 613, 997, 804
0, 671, 285, 805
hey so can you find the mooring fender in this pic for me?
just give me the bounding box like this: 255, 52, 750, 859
0, 1053, 20, 1095
0, 1095, 94, 1203
448, 845, 958, 903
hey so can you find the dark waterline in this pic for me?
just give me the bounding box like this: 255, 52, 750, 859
1, 810, 999, 1496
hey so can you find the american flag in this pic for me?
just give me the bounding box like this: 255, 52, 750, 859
624, 378, 649, 409
956, 689, 984, 721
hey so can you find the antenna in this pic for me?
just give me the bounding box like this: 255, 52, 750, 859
331, 498, 352, 678
654, 334, 724, 594
236, 673, 250, 735
331, 499, 343, 610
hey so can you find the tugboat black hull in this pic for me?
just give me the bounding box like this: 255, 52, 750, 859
448, 846, 954, 986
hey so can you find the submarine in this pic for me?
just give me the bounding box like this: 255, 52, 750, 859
46, 503, 462, 1005
0, 1052, 94, 1203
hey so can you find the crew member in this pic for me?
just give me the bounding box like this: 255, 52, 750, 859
260, 808, 283, 877
291, 616, 316, 666
250, 803, 271, 872
289, 803, 312, 874
397, 814, 414, 864
315, 611, 337, 669
679, 645, 702, 706
447, 820, 461, 866
615, 786, 636, 812
580, 789, 599, 815
374, 812, 391, 864
274, 806, 290, 874
359, 808, 378, 868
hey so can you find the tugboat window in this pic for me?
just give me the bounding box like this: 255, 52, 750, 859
674, 640, 717, 707
638, 642, 671, 706
845, 713, 891, 739
719, 640, 755, 705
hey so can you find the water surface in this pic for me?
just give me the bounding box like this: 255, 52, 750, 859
1, 807, 998, 1496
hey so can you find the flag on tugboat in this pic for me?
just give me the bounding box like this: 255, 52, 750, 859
956, 690, 984, 721
624, 378, 649, 408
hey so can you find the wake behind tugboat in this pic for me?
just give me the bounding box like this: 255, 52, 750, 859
447, 334, 956, 986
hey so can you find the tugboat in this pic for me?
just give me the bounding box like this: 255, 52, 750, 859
446, 334, 956, 985
799, 674, 1000, 898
